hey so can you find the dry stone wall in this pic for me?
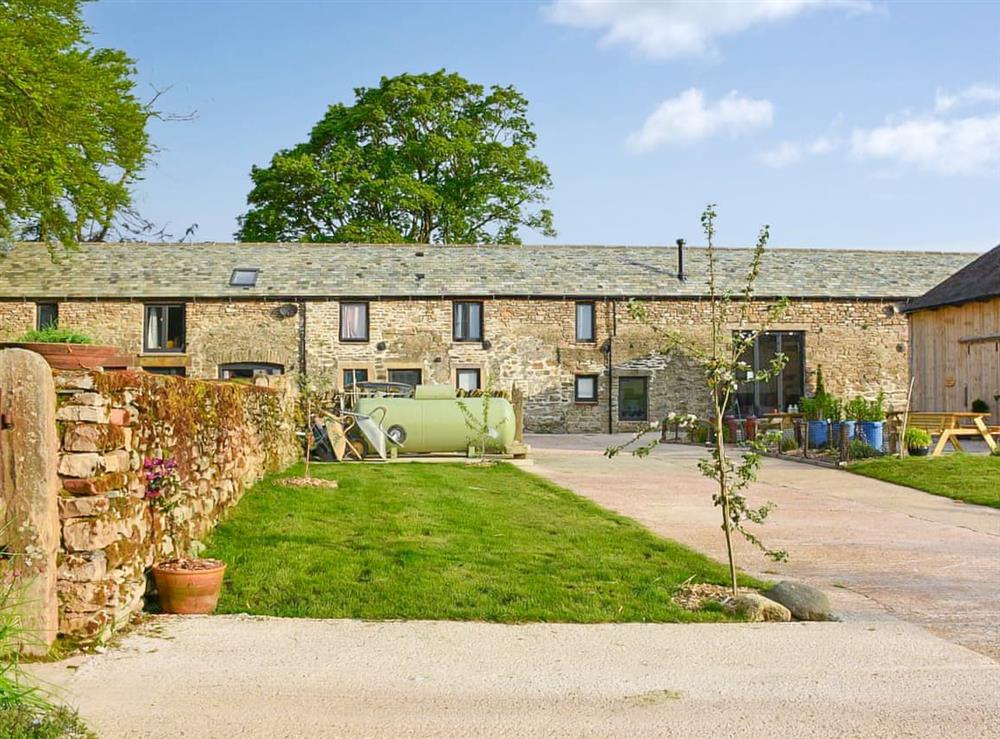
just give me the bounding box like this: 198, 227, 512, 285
53, 370, 297, 642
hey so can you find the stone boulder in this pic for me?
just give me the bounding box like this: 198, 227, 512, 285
764, 581, 832, 621
724, 593, 791, 622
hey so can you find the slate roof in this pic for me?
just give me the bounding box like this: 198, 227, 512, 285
904, 243, 1000, 312
0, 242, 978, 301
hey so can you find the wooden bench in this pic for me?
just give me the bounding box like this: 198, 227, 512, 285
892, 412, 997, 456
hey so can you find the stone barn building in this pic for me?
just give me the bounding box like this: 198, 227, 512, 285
905, 243, 1000, 424
0, 242, 976, 432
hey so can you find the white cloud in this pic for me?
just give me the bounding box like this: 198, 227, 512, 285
545, 0, 872, 59
934, 84, 1000, 113
628, 89, 773, 152
851, 113, 1000, 175
759, 136, 838, 167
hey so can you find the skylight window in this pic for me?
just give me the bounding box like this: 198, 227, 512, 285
230, 268, 259, 287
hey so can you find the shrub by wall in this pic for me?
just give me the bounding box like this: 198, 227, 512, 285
53, 370, 297, 641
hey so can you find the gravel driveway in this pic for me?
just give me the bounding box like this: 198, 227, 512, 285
527, 434, 1000, 659
31, 437, 1000, 737
33, 615, 1000, 738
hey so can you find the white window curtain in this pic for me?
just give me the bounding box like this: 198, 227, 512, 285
146, 307, 161, 349
576, 303, 594, 341
576, 376, 596, 400
341, 303, 367, 340
457, 369, 480, 392
455, 303, 482, 340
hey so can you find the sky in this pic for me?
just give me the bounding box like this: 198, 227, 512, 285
84, 0, 1000, 252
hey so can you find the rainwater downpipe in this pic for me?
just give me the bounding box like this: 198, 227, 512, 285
298, 300, 307, 375
607, 299, 617, 434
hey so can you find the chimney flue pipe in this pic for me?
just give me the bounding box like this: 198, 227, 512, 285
676, 238, 685, 281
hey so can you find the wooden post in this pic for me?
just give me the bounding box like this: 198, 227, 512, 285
898, 377, 915, 459
511, 383, 525, 443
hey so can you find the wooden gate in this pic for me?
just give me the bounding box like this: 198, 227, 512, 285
0, 348, 59, 654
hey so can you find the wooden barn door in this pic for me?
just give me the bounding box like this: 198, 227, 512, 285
965, 338, 1000, 424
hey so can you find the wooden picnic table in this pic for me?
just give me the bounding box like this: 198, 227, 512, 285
760, 412, 802, 431
890, 411, 998, 456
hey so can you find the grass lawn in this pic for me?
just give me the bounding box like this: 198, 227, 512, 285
848, 454, 1000, 509
205, 462, 759, 623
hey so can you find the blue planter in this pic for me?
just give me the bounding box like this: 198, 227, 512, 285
807, 420, 829, 448
831, 420, 857, 443
857, 421, 884, 451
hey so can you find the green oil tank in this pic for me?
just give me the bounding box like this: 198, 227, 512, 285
354, 384, 516, 454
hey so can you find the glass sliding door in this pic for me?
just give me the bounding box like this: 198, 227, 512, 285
732, 331, 805, 415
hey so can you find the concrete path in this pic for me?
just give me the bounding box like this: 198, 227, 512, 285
32, 615, 1000, 738
526, 434, 1000, 660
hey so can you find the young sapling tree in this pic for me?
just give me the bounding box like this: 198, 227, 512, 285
607, 204, 789, 596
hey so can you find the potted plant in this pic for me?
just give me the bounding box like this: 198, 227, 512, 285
800, 395, 832, 448
145, 457, 226, 614
851, 391, 887, 452
3, 325, 132, 370
904, 427, 932, 457
971, 398, 990, 414
843, 396, 867, 438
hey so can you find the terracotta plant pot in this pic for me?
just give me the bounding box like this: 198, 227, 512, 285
152, 559, 226, 615
0, 342, 132, 370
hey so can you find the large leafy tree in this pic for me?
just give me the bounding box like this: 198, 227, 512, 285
0, 0, 153, 248
236, 71, 555, 244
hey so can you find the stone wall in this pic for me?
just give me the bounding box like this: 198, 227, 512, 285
0, 301, 36, 340
185, 301, 301, 378
0, 296, 909, 433
303, 297, 909, 432
0, 300, 300, 378
53, 370, 297, 641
